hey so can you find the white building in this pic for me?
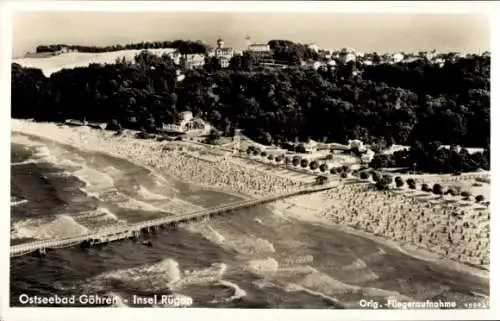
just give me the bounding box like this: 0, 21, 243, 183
312, 61, 325, 70
247, 43, 271, 52
306, 43, 319, 53
326, 59, 337, 68
392, 53, 404, 63
303, 139, 319, 153
214, 37, 235, 68
163, 111, 211, 135
433, 57, 445, 68
348, 139, 366, 152
182, 54, 205, 70
166, 50, 181, 65
361, 149, 375, 164
338, 47, 356, 64
426, 50, 437, 61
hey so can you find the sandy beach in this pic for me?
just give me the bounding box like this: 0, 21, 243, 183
11, 119, 489, 279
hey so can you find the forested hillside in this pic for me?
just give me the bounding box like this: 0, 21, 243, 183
12, 49, 490, 153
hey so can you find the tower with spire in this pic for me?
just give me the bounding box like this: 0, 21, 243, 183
214, 36, 234, 68
217, 36, 224, 49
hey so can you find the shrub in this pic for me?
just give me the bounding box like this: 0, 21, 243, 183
360, 171, 369, 180
372, 171, 381, 182
395, 176, 404, 187
432, 184, 443, 195
381, 174, 393, 186
406, 178, 416, 189
460, 191, 471, 197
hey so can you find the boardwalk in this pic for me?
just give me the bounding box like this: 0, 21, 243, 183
11, 184, 335, 258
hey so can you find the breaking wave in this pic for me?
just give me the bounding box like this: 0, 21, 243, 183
11, 215, 89, 240
84, 258, 228, 297
184, 224, 275, 256
11, 199, 28, 207
74, 167, 115, 191
137, 185, 169, 201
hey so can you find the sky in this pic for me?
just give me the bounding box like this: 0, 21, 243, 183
12, 12, 490, 57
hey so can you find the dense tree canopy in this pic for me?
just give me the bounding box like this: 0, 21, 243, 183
369, 141, 490, 173
36, 40, 210, 55
268, 40, 320, 65
12, 49, 490, 166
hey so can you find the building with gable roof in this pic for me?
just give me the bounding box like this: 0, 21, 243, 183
214, 37, 235, 68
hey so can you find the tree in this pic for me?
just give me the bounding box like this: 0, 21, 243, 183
395, 176, 404, 188
310, 161, 319, 170
260, 132, 274, 145
460, 191, 471, 199
340, 172, 348, 179
301, 159, 309, 168
106, 119, 122, 131
475, 195, 485, 203
421, 183, 430, 192
360, 171, 369, 180
292, 156, 301, 167
319, 163, 328, 172
372, 171, 381, 182
432, 183, 443, 195
330, 167, 337, 174
406, 178, 416, 189
11, 51, 490, 157
261, 151, 267, 157
376, 174, 393, 190
206, 128, 221, 144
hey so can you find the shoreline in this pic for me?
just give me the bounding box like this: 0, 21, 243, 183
10, 119, 489, 281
